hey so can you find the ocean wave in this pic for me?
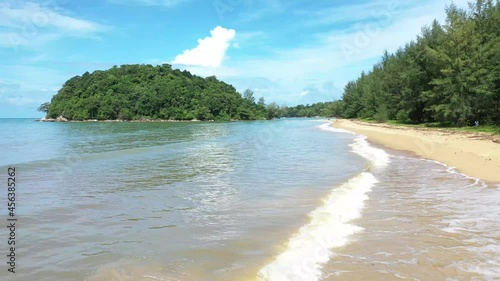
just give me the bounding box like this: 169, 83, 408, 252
257, 123, 390, 281
317, 122, 355, 135
257, 172, 378, 281
318, 122, 390, 168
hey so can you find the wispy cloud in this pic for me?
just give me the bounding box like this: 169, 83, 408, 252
0, 65, 71, 107
296, 0, 404, 26
0, 33, 61, 48
0, 79, 21, 91
234, 31, 266, 43
0, 2, 108, 49
233, 0, 289, 23
0, 2, 107, 32
19, 53, 51, 63
298, 0, 470, 27
108, 0, 190, 7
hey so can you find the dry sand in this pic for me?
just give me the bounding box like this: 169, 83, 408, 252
332, 119, 500, 183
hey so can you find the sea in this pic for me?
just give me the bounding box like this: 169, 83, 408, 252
0, 118, 499, 281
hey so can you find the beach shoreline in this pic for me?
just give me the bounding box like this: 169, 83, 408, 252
332, 119, 500, 183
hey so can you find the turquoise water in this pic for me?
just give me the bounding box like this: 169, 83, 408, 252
0, 118, 498, 281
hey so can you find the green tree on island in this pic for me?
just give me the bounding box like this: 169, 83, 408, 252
42, 1, 500, 126
37, 102, 50, 114
43, 64, 272, 121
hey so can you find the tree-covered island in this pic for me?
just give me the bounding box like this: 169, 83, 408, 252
41, 64, 274, 121
39, 63, 337, 121
39, 0, 500, 129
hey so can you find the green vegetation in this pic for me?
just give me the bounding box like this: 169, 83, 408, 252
358, 119, 499, 134
42, 63, 342, 121
37, 102, 50, 114
280, 102, 338, 118
331, 0, 500, 130
43, 0, 500, 130
44, 64, 270, 121
386, 120, 500, 134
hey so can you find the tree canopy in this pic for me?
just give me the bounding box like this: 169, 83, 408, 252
37, 102, 50, 114
331, 0, 500, 126
43, 0, 500, 126
45, 64, 270, 121
43, 63, 342, 121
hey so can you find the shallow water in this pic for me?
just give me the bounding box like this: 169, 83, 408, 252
322, 155, 500, 281
0, 118, 498, 281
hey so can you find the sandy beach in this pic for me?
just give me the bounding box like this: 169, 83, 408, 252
332, 119, 500, 183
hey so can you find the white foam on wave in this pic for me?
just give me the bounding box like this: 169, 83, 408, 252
318, 122, 390, 168
317, 122, 355, 135
257, 123, 391, 281
349, 136, 390, 168
257, 172, 378, 281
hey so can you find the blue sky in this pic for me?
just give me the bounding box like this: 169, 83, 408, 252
0, 0, 469, 118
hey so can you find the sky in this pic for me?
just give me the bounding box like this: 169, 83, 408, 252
0, 0, 470, 118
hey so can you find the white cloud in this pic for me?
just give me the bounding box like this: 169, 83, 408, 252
184, 0, 472, 105
172, 26, 236, 67
0, 2, 106, 32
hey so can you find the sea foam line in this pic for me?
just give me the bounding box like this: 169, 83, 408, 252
319, 122, 390, 168
257, 123, 390, 281
317, 122, 355, 135
257, 172, 378, 281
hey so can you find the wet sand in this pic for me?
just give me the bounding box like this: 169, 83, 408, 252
322, 151, 500, 280
332, 119, 500, 183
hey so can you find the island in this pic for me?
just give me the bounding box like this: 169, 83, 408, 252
38, 64, 340, 122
